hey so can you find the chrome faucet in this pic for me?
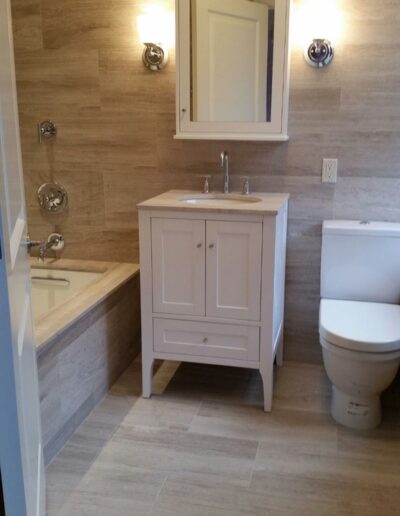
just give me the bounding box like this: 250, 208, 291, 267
26, 232, 64, 262
220, 151, 229, 194
38, 234, 62, 261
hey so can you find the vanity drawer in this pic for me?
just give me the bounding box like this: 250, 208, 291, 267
153, 319, 259, 361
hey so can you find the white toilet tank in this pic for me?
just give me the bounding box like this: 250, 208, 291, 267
321, 220, 400, 304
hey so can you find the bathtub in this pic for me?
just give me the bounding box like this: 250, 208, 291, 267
31, 268, 101, 320
32, 258, 141, 464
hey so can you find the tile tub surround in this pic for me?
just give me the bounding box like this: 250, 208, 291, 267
11, 0, 400, 363
34, 259, 141, 464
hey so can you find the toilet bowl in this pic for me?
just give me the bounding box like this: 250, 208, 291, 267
319, 220, 400, 430
320, 299, 400, 429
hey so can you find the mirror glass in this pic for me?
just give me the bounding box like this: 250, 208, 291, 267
190, 0, 275, 123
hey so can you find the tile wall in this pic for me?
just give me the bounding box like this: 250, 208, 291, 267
11, 0, 400, 362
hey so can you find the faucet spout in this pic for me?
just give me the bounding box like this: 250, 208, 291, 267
38, 240, 54, 262
38, 233, 64, 262
220, 151, 229, 194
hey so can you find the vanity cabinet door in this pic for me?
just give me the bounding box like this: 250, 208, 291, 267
206, 221, 262, 321
152, 218, 205, 316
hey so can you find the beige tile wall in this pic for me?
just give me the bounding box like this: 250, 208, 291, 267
11, 0, 400, 363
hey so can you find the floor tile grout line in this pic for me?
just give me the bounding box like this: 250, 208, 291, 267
248, 439, 261, 489
154, 476, 168, 502
187, 396, 206, 433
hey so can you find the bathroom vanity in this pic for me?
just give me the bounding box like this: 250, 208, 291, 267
138, 190, 289, 411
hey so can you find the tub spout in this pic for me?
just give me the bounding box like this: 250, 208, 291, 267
38, 233, 65, 261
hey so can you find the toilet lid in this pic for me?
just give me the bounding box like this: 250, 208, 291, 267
319, 299, 400, 352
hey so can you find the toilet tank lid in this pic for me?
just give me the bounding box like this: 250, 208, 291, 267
323, 220, 400, 237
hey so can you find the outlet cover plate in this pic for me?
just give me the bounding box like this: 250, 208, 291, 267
322, 158, 338, 183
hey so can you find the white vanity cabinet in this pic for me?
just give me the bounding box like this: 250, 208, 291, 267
151, 218, 262, 320
138, 191, 289, 411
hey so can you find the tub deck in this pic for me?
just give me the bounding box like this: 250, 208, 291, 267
31, 258, 139, 352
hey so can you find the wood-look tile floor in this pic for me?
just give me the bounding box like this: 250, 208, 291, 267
46, 358, 400, 516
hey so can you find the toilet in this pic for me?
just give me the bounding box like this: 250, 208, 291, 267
319, 220, 400, 430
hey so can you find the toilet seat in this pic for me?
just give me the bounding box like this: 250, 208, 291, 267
319, 299, 400, 353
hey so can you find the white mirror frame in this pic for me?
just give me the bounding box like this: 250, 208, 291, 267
175, 0, 291, 141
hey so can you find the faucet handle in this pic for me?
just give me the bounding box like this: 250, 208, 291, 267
239, 176, 250, 195
197, 174, 211, 194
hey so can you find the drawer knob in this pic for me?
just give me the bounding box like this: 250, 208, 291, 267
203, 337, 208, 343
209, 243, 214, 249
197, 243, 202, 248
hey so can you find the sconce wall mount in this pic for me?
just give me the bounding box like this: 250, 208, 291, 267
142, 42, 168, 71
305, 38, 334, 68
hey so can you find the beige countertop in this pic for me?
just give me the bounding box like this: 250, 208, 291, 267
137, 190, 289, 215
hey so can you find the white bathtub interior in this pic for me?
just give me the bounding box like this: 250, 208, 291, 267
31, 268, 101, 319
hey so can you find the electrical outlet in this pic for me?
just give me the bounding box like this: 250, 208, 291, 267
322, 158, 338, 183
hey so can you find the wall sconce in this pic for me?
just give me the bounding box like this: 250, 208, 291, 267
305, 38, 334, 68
137, 5, 174, 72
293, 0, 343, 69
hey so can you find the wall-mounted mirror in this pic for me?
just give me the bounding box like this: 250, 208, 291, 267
175, 0, 291, 141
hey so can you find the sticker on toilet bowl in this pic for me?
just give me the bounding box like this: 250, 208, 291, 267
347, 401, 369, 417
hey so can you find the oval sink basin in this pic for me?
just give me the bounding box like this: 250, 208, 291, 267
178, 194, 262, 205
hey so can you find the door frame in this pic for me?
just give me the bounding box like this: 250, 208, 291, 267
0, 0, 44, 513
0, 224, 28, 515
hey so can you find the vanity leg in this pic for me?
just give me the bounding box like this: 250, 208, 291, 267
260, 366, 273, 412
142, 356, 154, 398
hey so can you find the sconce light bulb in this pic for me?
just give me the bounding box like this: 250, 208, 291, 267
137, 4, 174, 71
137, 4, 174, 48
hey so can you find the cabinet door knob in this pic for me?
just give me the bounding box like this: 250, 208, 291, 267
203, 337, 208, 343
209, 243, 214, 249
197, 243, 202, 248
